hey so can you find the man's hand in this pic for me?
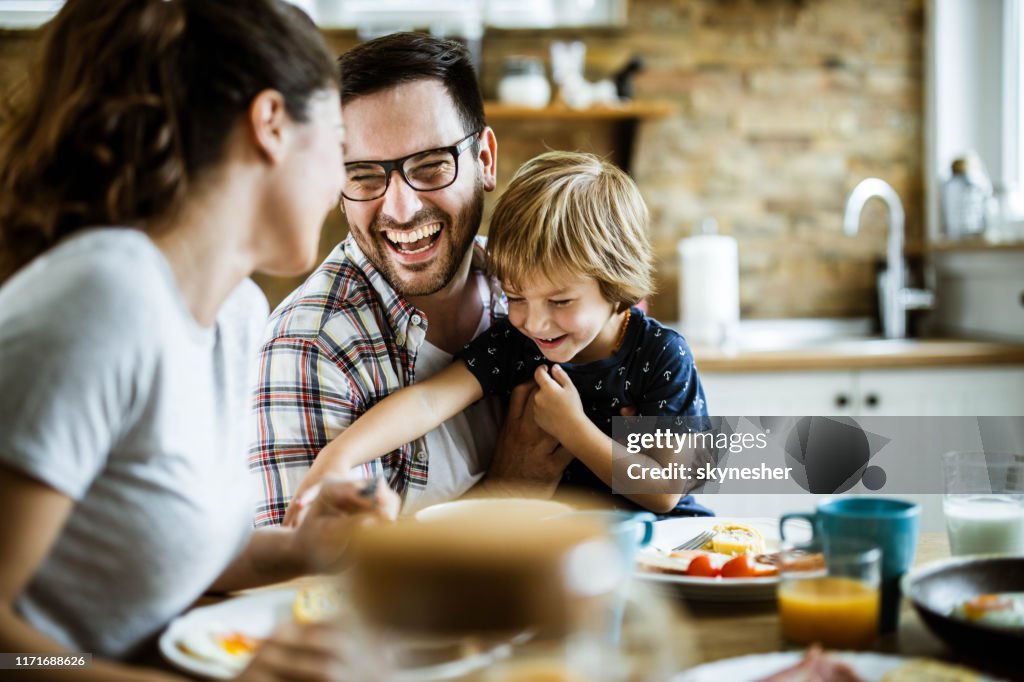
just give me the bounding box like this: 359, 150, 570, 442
480, 380, 571, 497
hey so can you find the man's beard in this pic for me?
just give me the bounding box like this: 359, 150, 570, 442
354, 180, 483, 298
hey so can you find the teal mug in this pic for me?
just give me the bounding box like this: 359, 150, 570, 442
780, 497, 920, 633
559, 509, 655, 571
556, 510, 655, 643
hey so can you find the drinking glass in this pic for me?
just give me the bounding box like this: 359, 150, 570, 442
779, 496, 919, 633
777, 538, 881, 649
943, 451, 1024, 556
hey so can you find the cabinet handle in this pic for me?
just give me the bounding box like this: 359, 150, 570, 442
865, 393, 879, 408
834, 394, 849, 408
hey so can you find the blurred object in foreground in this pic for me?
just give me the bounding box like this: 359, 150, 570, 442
347, 504, 690, 680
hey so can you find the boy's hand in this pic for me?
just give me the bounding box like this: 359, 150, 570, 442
532, 364, 585, 439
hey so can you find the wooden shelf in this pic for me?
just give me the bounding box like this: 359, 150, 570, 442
484, 100, 676, 121
930, 239, 1024, 253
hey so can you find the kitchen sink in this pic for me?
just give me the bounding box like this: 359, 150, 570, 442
729, 318, 880, 351
674, 318, 951, 353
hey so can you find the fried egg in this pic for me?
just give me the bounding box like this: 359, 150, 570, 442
701, 522, 767, 556
177, 622, 261, 673
952, 592, 1024, 629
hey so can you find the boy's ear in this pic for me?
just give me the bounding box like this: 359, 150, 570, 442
477, 127, 497, 192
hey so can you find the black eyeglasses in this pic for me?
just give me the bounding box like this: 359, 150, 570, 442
341, 130, 481, 202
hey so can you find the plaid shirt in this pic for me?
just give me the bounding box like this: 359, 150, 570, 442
249, 237, 503, 526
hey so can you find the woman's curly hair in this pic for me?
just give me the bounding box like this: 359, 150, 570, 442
0, 0, 338, 284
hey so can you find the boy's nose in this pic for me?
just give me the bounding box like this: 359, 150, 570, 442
522, 309, 553, 338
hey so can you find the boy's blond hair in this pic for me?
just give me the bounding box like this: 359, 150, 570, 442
487, 151, 654, 308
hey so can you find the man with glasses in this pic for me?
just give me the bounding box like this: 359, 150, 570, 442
250, 33, 570, 525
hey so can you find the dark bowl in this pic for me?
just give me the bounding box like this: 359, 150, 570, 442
905, 555, 1024, 661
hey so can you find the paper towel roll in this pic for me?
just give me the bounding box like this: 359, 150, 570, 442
678, 234, 739, 346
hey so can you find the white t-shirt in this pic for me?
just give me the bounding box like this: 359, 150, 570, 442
0, 229, 267, 658
400, 275, 502, 515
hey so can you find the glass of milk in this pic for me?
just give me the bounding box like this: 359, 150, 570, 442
943, 451, 1024, 556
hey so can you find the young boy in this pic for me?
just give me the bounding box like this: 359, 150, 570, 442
291, 152, 710, 516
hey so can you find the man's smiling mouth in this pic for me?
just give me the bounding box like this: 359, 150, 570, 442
383, 222, 443, 254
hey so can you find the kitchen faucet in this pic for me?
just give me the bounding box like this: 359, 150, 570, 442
843, 178, 934, 339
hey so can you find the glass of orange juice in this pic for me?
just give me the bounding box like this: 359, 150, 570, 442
777, 538, 881, 649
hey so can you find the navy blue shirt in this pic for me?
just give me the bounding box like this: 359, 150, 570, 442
459, 308, 712, 516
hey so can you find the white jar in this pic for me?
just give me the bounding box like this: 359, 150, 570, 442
498, 57, 551, 108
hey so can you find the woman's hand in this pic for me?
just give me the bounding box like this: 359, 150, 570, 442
532, 364, 585, 441
291, 477, 400, 573
235, 619, 382, 682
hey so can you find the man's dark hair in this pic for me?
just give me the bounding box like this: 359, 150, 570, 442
338, 32, 485, 137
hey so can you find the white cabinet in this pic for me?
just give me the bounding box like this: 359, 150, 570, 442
700, 370, 854, 416
701, 366, 1024, 416
858, 367, 1024, 416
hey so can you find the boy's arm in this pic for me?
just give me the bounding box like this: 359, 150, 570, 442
532, 366, 682, 514
557, 421, 683, 514
286, 362, 483, 515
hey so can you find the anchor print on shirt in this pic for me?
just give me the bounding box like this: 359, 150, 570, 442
594, 379, 603, 391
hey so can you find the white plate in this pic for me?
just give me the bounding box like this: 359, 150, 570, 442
160, 586, 519, 681
635, 517, 809, 602
414, 498, 573, 522
673, 651, 996, 682
160, 587, 296, 679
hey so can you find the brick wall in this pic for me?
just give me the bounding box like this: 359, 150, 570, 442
0, 0, 925, 321
480, 0, 925, 322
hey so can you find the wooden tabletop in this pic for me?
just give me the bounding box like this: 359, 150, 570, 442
692, 339, 1024, 372
191, 531, 1017, 680
675, 532, 1015, 679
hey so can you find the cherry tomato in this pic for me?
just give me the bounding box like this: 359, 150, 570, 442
721, 554, 758, 578
685, 554, 721, 577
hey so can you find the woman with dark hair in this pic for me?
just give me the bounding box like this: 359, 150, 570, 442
0, 1, 397, 679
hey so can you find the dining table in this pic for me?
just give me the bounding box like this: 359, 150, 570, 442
177, 524, 1017, 681
674, 531, 1017, 680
